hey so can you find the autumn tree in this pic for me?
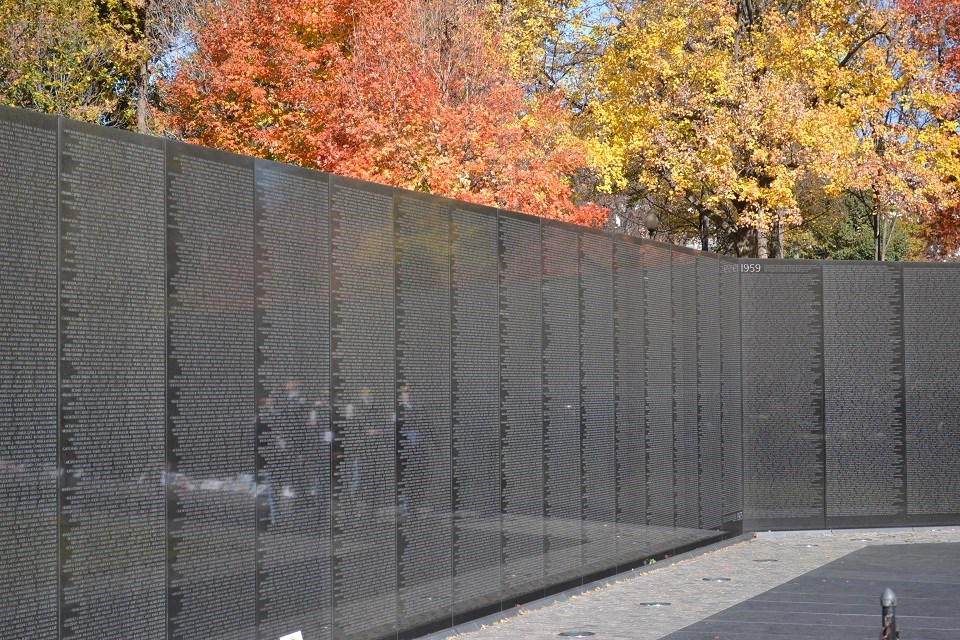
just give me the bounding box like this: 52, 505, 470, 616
159, 0, 605, 224
901, 0, 960, 82
0, 0, 144, 126
899, 0, 960, 259
785, 192, 921, 261
495, 0, 605, 98
133, 0, 202, 132
585, 0, 959, 258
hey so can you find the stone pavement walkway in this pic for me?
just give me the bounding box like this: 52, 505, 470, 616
430, 527, 960, 640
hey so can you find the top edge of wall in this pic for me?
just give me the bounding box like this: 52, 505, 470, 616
0, 103, 57, 130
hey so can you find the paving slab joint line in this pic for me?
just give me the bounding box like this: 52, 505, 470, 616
417, 533, 756, 640
754, 525, 960, 538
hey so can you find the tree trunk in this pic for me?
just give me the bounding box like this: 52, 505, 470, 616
873, 207, 882, 261
771, 212, 783, 259
137, 59, 149, 134
137, 1, 152, 134
699, 210, 709, 252
756, 226, 768, 259
733, 225, 749, 257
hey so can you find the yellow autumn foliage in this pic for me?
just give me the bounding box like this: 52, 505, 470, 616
584, 0, 959, 244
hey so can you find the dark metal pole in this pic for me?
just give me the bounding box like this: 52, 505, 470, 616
881, 588, 898, 640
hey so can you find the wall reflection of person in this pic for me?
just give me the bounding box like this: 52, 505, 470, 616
397, 384, 416, 519
310, 387, 332, 507
282, 378, 314, 518
356, 385, 390, 518
358, 386, 380, 501
331, 388, 349, 509
258, 393, 278, 526
313, 387, 333, 445
260, 377, 311, 526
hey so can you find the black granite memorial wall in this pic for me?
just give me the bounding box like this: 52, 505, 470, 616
738, 259, 960, 531
641, 243, 675, 532
330, 176, 397, 640
696, 254, 723, 531
498, 211, 546, 603
580, 231, 617, 579
672, 250, 699, 531
541, 220, 583, 589
394, 191, 453, 639
822, 262, 906, 528
612, 236, 647, 565
3, 105, 960, 640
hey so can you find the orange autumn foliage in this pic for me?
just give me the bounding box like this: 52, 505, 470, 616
901, 0, 960, 85
158, 0, 606, 226
899, 0, 960, 258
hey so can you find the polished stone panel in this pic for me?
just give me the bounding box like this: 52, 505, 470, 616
696, 254, 722, 531
541, 221, 583, 587
642, 243, 674, 531
498, 211, 545, 602
166, 141, 256, 640
580, 231, 616, 578
741, 261, 825, 531
0, 106, 59, 640
450, 202, 502, 623
718, 258, 743, 525
60, 118, 167, 640
613, 236, 647, 565
822, 262, 906, 528
903, 264, 960, 524
254, 160, 332, 640
395, 191, 453, 638
330, 176, 397, 640
672, 250, 699, 531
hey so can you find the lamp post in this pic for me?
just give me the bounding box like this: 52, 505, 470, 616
645, 211, 660, 241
